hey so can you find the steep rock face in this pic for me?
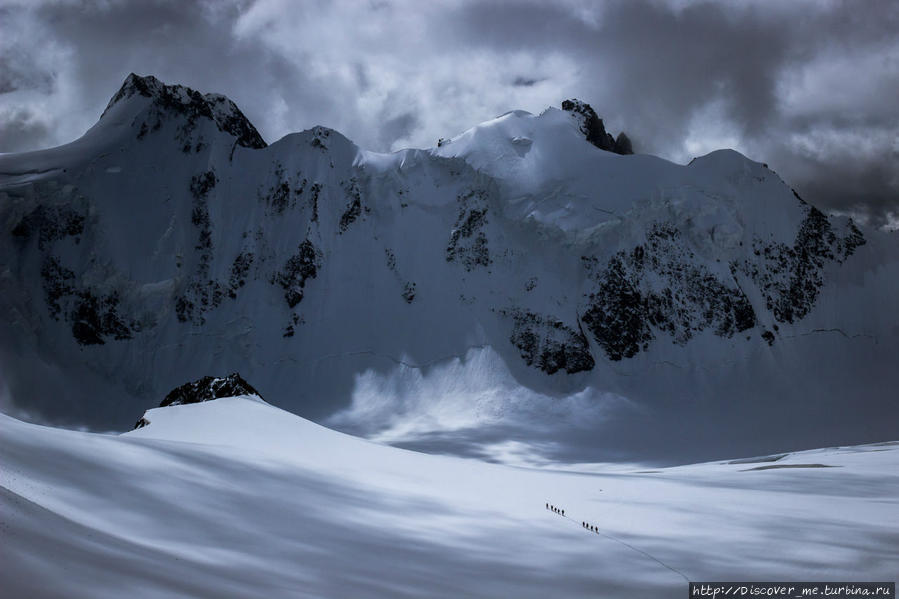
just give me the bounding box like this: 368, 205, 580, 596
446, 187, 493, 271
580, 223, 757, 361
561, 99, 633, 155
739, 199, 865, 324
275, 239, 322, 308
504, 308, 594, 374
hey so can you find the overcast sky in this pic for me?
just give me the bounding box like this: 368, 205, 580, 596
1, 0, 897, 226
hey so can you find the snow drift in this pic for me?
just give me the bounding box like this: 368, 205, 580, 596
1, 395, 897, 598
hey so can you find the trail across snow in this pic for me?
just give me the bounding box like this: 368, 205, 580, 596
1, 396, 897, 598
545, 505, 692, 584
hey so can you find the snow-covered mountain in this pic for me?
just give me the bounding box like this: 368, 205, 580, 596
1, 74, 897, 463
1, 394, 896, 598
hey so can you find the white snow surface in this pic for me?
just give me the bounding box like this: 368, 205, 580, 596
1, 397, 897, 598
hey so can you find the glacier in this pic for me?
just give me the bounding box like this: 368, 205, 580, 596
1, 395, 897, 597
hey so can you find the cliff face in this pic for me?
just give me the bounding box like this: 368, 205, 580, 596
561, 98, 633, 155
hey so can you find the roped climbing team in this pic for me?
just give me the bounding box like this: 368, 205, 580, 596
545, 503, 564, 516
546, 502, 599, 533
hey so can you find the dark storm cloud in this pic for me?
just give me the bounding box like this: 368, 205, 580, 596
377, 111, 419, 150
0, 106, 51, 151
512, 77, 540, 87
1, 0, 896, 224
447, 0, 898, 221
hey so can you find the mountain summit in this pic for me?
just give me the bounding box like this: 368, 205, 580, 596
100, 73, 267, 151
1, 74, 896, 463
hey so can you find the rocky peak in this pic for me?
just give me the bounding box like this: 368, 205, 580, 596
105, 73, 166, 106
158, 373, 263, 408
561, 99, 633, 155
133, 372, 262, 429
101, 73, 267, 149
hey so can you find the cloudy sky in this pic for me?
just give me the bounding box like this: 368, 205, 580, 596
1, 0, 897, 226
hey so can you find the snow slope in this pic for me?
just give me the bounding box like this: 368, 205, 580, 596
1, 397, 897, 598
1, 74, 898, 464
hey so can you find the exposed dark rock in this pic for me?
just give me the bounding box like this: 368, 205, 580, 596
270, 180, 291, 213
339, 198, 362, 233
12, 204, 85, 250
283, 313, 303, 338
265, 164, 292, 214
176, 169, 224, 325
174, 296, 195, 324
40, 256, 77, 319
259, 164, 311, 215
175, 280, 226, 325
158, 372, 262, 408
740, 205, 865, 324
385, 248, 397, 272
40, 256, 135, 345
446, 188, 491, 270
841, 220, 865, 259
190, 170, 217, 202
505, 308, 594, 374
402, 282, 417, 303
309, 126, 331, 151
582, 222, 755, 361
208, 97, 267, 149
275, 239, 322, 308
581, 254, 653, 361
70, 290, 133, 345
613, 132, 633, 155
338, 178, 364, 233
308, 183, 322, 223
561, 99, 633, 155
228, 252, 254, 299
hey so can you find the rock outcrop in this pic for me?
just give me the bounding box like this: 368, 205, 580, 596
159, 373, 263, 408
561, 99, 633, 155
133, 373, 262, 429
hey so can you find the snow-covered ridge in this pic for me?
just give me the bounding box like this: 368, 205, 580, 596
1, 398, 896, 597
1, 74, 897, 464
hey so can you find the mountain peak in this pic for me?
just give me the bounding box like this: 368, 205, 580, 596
133, 373, 264, 429
160, 373, 263, 408
561, 98, 633, 155
101, 73, 173, 117
101, 73, 267, 150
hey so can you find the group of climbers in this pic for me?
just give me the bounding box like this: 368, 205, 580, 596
545, 503, 564, 516
546, 502, 600, 534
